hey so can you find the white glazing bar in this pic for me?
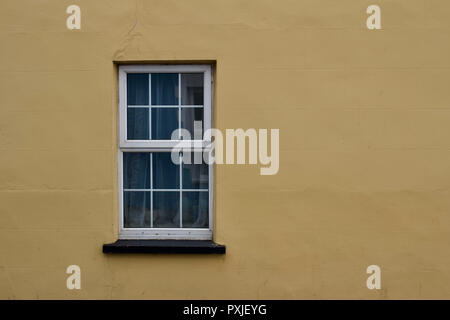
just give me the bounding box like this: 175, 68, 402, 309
179, 151, 183, 228
149, 75, 153, 228
149, 74, 152, 140
178, 73, 182, 139
150, 153, 153, 228
124, 189, 208, 192
128, 105, 203, 108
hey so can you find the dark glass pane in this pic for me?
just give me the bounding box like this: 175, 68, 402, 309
151, 73, 179, 105
183, 154, 208, 189
127, 108, 149, 140
127, 73, 149, 105
123, 153, 150, 189
181, 108, 203, 139
153, 152, 179, 189
153, 191, 180, 228
181, 73, 203, 105
182, 192, 208, 228
123, 191, 151, 228
152, 108, 179, 140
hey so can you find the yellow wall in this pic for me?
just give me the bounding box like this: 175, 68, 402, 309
1, 0, 450, 299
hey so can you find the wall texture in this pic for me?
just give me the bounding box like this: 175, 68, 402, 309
1, 0, 450, 299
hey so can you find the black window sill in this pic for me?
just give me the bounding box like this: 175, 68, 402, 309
103, 240, 226, 254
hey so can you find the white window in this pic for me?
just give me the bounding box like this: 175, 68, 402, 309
118, 65, 213, 240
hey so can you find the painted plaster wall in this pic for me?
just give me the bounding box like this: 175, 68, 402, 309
1, 0, 450, 298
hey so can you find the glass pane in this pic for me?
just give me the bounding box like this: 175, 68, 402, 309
127, 108, 149, 140
152, 108, 179, 140
151, 73, 179, 105
123, 191, 151, 228
123, 153, 150, 189
153, 191, 180, 228
182, 154, 208, 189
153, 152, 180, 189
127, 73, 149, 105
181, 108, 203, 139
182, 192, 208, 228
181, 73, 203, 105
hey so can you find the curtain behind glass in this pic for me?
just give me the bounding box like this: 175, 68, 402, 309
127, 73, 149, 140
151, 73, 179, 140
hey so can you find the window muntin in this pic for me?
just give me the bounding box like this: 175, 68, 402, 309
118, 65, 212, 240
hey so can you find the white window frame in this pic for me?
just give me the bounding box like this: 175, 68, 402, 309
118, 64, 213, 240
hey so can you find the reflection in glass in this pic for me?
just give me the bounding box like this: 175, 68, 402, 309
181, 73, 203, 105
123, 153, 150, 189
151, 73, 179, 105
181, 108, 203, 139
153, 191, 180, 228
183, 154, 208, 189
127, 108, 149, 140
123, 191, 151, 228
127, 73, 149, 105
153, 152, 179, 189
152, 108, 179, 140
182, 192, 208, 228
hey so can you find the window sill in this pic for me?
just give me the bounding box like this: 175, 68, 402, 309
103, 240, 226, 254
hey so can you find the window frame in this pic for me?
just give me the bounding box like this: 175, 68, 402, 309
118, 64, 213, 240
